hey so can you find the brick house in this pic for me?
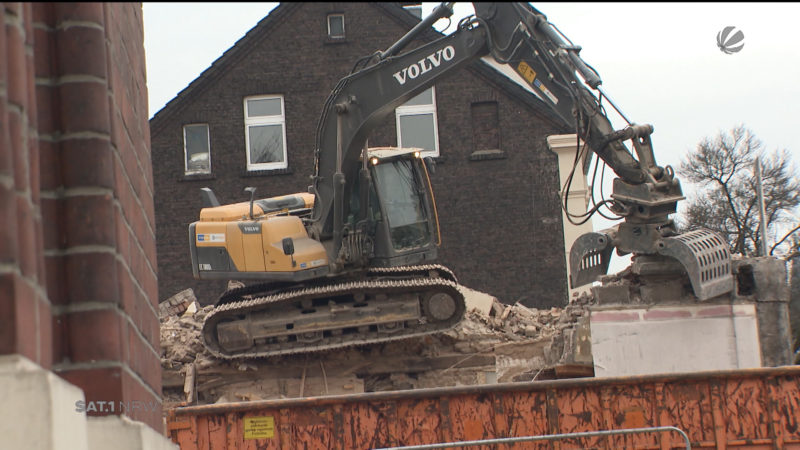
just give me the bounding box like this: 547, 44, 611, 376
150, 2, 572, 309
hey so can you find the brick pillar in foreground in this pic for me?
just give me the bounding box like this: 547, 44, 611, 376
12, 2, 161, 431
0, 2, 52, 369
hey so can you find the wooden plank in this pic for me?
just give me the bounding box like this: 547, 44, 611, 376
553, 364, 594, 379
352, 354, 496, 375
163, 368, 185, 388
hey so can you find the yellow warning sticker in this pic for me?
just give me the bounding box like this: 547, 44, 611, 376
244, 416, 275, 440
517, 61, 537, 84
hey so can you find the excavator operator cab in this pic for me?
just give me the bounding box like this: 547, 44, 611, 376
355, 147, 440, 268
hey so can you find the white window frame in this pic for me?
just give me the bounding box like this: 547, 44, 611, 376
183, 123, 211, 175
327, 13, 345, 39
244, 95, 288, 171
395, 87, 440, 157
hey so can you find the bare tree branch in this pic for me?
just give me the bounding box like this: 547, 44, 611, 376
770, 223, 800, 256
678, 125, 800, 256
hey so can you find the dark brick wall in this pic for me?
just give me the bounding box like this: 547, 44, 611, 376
151, 2, 569, 309
0, 2, 161, 431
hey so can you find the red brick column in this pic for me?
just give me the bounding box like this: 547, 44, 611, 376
0, 2, 161, 431
0, 3, 52, 368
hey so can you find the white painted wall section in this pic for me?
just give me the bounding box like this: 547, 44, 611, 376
0, 354, 88, 450
591, 304, 762, 377
0, 354, 178, 450
548, 134, 593, 297
88, 415, 178, 450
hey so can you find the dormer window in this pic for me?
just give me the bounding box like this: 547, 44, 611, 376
327, 14, 345, 39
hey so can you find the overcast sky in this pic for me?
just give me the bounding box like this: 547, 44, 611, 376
143, 2, 800, 270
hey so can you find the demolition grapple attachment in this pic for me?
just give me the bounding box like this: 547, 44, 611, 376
570, 226, 733, 301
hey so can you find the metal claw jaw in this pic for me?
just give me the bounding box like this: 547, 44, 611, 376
569, 227, 734, 301
655, 229, 734, 300
569, 228, 617, 289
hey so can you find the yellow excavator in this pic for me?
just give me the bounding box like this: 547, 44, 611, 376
190, 3, 734, 359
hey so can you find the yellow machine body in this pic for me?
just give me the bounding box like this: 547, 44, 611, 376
189, 193, 329, 281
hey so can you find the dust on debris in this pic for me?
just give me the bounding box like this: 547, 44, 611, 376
160, 285, 594, 408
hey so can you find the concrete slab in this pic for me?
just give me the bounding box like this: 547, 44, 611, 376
87, 415, 178, 450
590, 304, 761, 377
459, 285, 498, 316
0, 355, 88, 450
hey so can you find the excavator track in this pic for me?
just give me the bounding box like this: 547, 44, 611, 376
214, 264, 458, 306
203, 265, 465, 359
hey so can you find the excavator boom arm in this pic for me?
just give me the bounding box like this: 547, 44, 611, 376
310, 2, 656, 246
309, 2, 733, 299
310, 22, 488, 242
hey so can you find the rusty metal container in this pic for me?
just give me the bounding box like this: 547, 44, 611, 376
166, 366, 800, 449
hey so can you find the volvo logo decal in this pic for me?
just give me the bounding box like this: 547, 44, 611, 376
393, 45, 456, 85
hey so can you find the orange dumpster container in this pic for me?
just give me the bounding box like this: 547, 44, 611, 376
166, 366, 800, 449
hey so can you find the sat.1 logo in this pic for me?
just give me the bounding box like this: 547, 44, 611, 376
716, 26, 744, 54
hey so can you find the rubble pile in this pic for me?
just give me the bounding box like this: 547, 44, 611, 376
158, 288, 195, 320
160, 286, 594, 409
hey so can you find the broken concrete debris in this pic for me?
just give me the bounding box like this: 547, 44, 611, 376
157, 288, 195, 320
160, 286, 595, 408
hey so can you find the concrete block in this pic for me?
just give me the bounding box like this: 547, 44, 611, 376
756, 301, 793, 366
591, 281, 631, 305
590, 304, 761, 377
573, 316, 593, 364
87, 415, 178, 450
0, 354, 89, 450
729, 256, 794, 365
734, 257, 789, 302
639, 279, 685, 304
459, 285, 498, 316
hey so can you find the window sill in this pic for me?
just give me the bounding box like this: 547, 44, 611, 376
180, 173, 215, 182
324, 37, 347, 45
469, 149, 506, 161
243, 167, 294, 177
